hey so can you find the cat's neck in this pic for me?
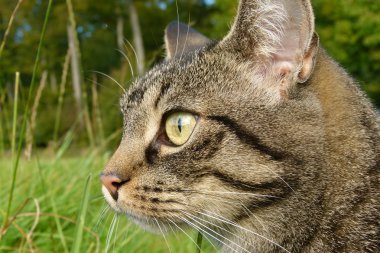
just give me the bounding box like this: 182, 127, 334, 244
218, 49, 380, 253
303, 48, 379, 252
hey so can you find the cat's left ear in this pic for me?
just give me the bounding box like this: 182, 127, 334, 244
165, 21, 212, 59
222, 0, 319, 95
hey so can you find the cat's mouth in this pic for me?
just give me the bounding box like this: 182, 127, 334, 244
102, 185, 186, 233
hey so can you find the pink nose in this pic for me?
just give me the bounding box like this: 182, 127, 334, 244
100, 174, 127, 201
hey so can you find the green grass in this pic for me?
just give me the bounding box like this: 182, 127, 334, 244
0, 2, 215, 252
0, 155, 216, 252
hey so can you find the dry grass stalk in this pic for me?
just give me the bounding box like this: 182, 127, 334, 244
66, 0, 95, 146
24, 71, 48, 160
11, 72, 20, 162
91, 74, 105, 144
53, 49, 71, 145
0, 0, 24, 59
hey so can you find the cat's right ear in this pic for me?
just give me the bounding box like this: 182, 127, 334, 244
221, 0, 319, 99
165, 21, 212, 59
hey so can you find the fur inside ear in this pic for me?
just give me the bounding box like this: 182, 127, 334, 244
222, 0, 319, 98
165, 21, 212, 59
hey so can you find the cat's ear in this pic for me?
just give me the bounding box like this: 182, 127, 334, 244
222, 0, 319, 95
165, 21, 212, 59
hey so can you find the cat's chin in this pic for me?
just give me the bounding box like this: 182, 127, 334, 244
125, 213, 169, 234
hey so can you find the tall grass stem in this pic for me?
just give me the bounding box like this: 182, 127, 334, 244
70, 173, 92, 253
53, 49, 71, 145
25, 70, 48, 159
2, 0, 54, 232
11, 72, 20, 162
66, 0, 95, 146
0, 0, 24, 60
196, 231, 203, 253
91, 74, 105, 144
0, 89, 6, 155
36, 158, 69, 253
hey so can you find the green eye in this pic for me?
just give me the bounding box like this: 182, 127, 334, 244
165, 112, 197, 146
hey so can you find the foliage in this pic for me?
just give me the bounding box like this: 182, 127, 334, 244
0, 0, 379, 150
313, 0, 380, 107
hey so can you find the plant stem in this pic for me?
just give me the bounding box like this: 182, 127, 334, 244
36, 158, 69, 253
0, 0, 24, 60
196, 231, 203, 253
66, 0, 94, 147
2, 0, 54, 233
70, 174, 92, 253
0, 89, 6, 156
53, 49, 71, 145
11, 72, 20, 162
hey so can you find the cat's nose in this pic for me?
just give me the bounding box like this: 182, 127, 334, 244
100, 174, 129, 201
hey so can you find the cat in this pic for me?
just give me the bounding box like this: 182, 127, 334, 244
100, 0, 380, 252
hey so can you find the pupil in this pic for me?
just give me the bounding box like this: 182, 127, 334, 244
178, 117, 182, 132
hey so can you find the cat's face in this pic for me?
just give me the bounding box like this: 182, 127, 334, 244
102, 0, 324, 235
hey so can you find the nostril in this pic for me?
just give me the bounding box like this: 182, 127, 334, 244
112, 181, 121, 188
100, 174, 129, 201
111, 179, 130, 189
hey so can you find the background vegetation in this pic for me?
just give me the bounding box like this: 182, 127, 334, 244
0, 0, 379, 252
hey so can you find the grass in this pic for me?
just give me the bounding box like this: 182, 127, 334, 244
0, 155, 216, 252
0, 1, 214, 252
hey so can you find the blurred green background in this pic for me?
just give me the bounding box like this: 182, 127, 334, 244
0, 0, 379, 252
0, 0, 379, 150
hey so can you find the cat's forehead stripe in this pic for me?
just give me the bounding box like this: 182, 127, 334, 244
154, 82, 171, 108
127, 86, 147, 106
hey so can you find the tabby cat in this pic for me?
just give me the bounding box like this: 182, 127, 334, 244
101, 0, 380, 252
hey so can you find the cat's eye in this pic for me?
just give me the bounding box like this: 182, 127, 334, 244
165, 112, 197, 146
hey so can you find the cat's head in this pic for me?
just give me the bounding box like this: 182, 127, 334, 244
101, 0, 324, 233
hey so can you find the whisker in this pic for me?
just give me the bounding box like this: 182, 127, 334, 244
154, 218, 172, 253
166, 219, 179, 240
180, 215, 240, 253
179, 14, 191, 62
183, 211, 252, 253
116, 49, 135, 78
238, 200, 271, 233
174, 214, 219, 252
192, 193, 270, 233
195, 210, 290, 253
90, 70, 126, 93
85, 77, 106, 89
124, 39, 139, 69
174, 0, 180, 58
183, 189, 280, 199
167, 217, 201, 252
113, 215, 120, 253
261, 164, 294, 192
105, 214, 117, 253
94, 205, 110, 232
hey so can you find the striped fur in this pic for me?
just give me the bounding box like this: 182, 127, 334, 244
102, 0, 380, 252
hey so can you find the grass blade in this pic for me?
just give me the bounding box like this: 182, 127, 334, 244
11, 72, 20, 161
70, 173, 92, 253
196, 231, 203, 253
0, 89, 5, 156
0, 0, 24, 60
2, 0, 54, 233
36, 158, 69, 253
53, 49, 71, 145
25, 70, 48, 159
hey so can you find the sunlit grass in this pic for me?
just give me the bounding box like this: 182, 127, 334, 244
0, 156, 215, 252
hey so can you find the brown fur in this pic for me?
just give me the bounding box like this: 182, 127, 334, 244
101, 0, 380, 252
